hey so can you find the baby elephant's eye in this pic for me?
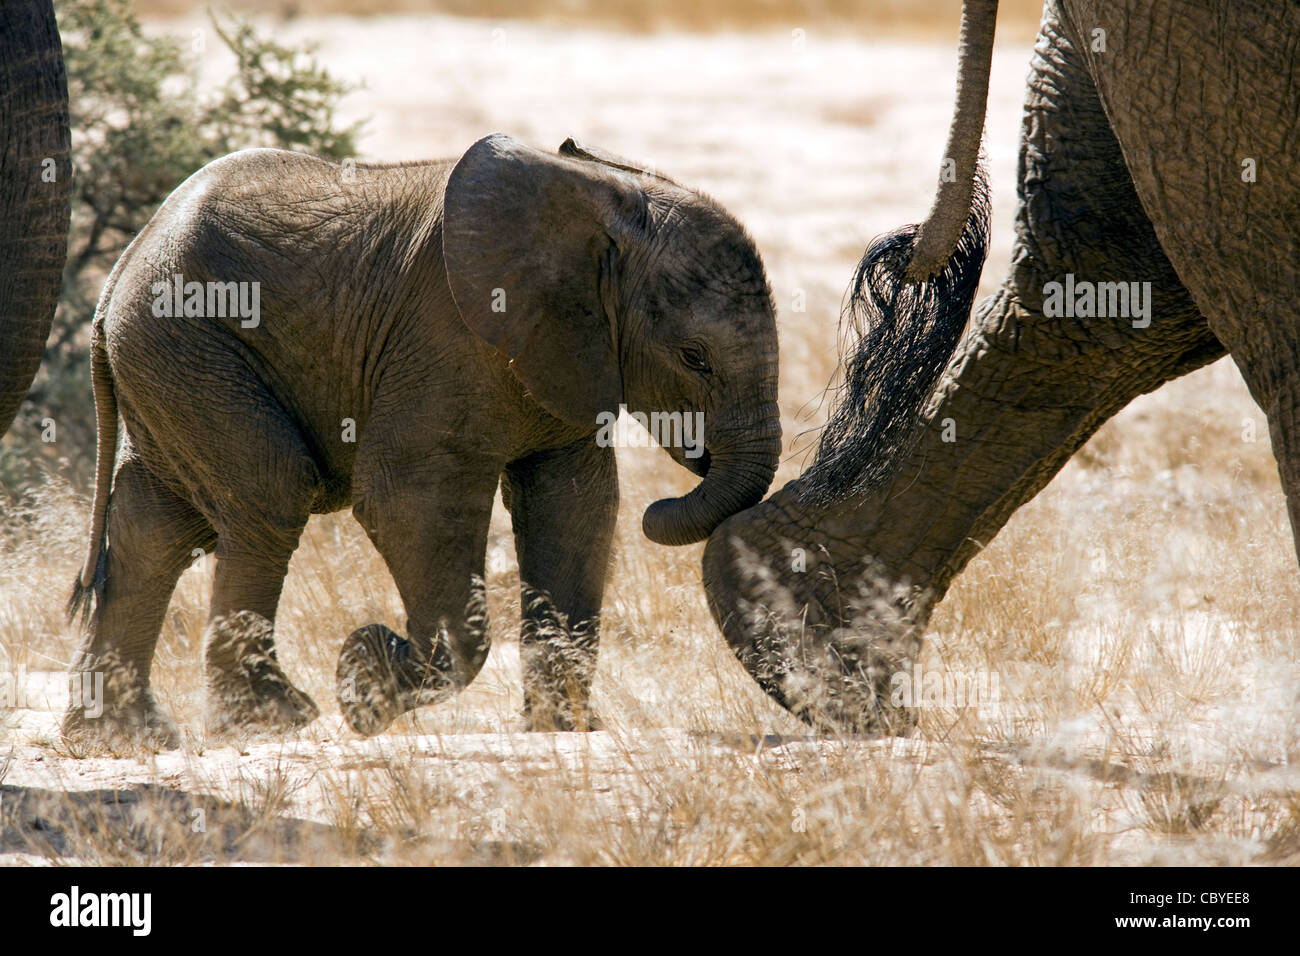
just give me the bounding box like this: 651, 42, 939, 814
680, 345, 712, 374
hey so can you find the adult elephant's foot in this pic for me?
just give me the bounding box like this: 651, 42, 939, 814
59, 657, 180, 753
336, 624, 452, 737
203, 611, 319, 737
797, 662, 919, 737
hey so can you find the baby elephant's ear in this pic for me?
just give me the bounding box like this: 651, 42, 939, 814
443, 133, 644, 428
558, 137, 667, 181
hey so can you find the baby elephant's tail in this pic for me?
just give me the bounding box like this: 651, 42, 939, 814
68, 330, 117, 625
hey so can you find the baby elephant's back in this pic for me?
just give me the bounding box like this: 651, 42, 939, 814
103, 151, 455, 393
107, 149, 446, 344
98, 148, 457, 496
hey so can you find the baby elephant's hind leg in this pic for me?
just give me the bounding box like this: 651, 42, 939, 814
202, 495, 321, 739
62, 453, 216, 753
164, 367, 326, 738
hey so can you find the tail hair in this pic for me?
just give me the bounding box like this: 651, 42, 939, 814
805, 159, 990, 503
67, 533, 107, 627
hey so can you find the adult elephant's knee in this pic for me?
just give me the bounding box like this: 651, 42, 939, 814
335, 577, 490, 736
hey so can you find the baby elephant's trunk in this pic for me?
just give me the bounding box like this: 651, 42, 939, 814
642, 406, 782, 546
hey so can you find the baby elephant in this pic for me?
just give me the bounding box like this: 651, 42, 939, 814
63, 134, 780, 750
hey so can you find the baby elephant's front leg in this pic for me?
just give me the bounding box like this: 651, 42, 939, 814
505, 439, 617, 731
519, 585, 601, 730
336, 576, 490, 735
336, 474, 496, 736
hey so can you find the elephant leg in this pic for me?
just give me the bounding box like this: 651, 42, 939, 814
62, 451, 216, 752
1259, 377, 1300, 565
1215, 340, 1300, 563
505, 439, 617, 732
336, 460, 498, 736
203, 528, 320, 737
1061, 0, 1300, 564
704, 9, 1230, 732
198, 448, 321, 737
108, 342, 324, 738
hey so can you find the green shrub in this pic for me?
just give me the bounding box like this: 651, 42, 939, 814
2, 0, 360, 496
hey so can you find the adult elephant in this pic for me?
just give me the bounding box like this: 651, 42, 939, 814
704, 0, 1299, 731
0, 1, 72, 435
64, 134, 781, 750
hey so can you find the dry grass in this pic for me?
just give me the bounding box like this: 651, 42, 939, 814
2, 9, 1298, 866
3, 434, 1299, 865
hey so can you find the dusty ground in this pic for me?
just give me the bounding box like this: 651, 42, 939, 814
2, 11, 1298, 865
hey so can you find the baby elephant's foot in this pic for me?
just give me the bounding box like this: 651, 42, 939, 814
60, 660, 179, 754
519, 710, 604, 732
336, 624, 450, 737
204, 611, 319, 738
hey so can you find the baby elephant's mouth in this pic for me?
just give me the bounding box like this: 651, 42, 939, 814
684, 446, 711, 478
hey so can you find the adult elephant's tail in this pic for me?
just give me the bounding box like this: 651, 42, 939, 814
907, 0, 999, 281
806, 0, 997, 502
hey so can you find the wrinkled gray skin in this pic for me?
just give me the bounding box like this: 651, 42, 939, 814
0, 1, 72, 435
705, 0, 1300, 732
65, 133, 779, 751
